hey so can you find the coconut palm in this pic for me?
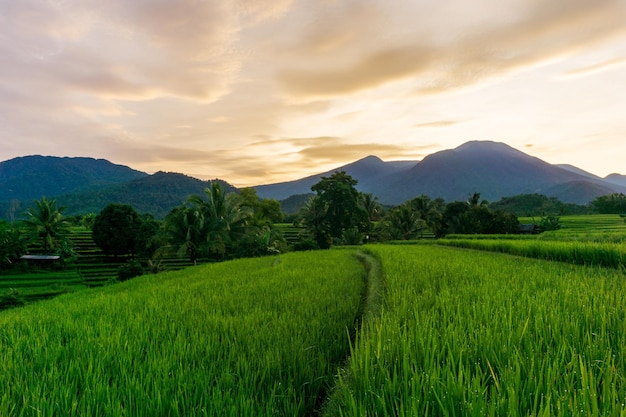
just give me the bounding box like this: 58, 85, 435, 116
164, 205, 205, 265
298, 195, 331, 248
409, 194, 443, 236
379, 204, 426, 240
22, 197, 69, 254
187, 182, 252, 259
360, 193, 383, 221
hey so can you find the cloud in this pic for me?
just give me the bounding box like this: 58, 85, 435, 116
278, 45, 435, 97
276, 0, 626, 98
0, 0, 245, 104
559, 57, 626, 79
414, 120, 463, 129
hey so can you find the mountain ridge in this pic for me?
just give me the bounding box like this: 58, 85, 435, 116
254, 140, 626, 205
1, 141, 625, 219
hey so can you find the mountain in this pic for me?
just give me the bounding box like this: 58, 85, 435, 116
555, 164, 603, 180
604, 173, 626, 188
56, 172, 236, 219
254, 155, 416, 201
0, 156, 235, 220
380, 141, 621, 204
255, 141, 626, 205
0, 155, 148, 202
2, 141, 625, 220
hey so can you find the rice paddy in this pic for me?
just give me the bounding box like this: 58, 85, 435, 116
3, 214, 626, 416
0, 250, 365, 416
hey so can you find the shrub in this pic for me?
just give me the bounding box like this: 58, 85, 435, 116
117, 260, 144, 281
0, 288, 25, 310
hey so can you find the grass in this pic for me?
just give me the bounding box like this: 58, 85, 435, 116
436, 238, 626, 269
438, 214, 626, 269
0, 250, 365, 417
326, 244, 626, 416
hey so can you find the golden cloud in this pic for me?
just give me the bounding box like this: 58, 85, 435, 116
277, 0, 626, 98
560, 57, 626, 79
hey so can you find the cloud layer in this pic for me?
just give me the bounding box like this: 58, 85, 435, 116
1, 0, 625, 186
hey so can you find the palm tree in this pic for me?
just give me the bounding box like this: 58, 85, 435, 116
379, 204, 426, 240
298, 195, 331, 248
187, 182, 252, 259
164, 205, 205, 265
467, 192, 488, 208
409, 194, 443, 236
22, 197, 68, 254
360, 193, 383, 221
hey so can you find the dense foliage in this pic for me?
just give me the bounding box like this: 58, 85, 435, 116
489, 193, 586, 216
0, 221, 26, 269
590, 192, 626, 214
162, 182, 285, 262
298, 171, 371, 248
22, 197, 70, 254
92, 203, 157, 258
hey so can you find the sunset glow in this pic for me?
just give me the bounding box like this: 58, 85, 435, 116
1, 0, 625, 186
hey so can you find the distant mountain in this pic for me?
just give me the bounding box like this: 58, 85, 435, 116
255, 141, 626, 206
604, 173, 626, 188
0, 156, 235, 220
381, 141, 619, 205
2, 142, 625, 220
555, 164, 603, 180
57, 172, 236, 219
254, 155, 416, 201
0, 155, 147, 202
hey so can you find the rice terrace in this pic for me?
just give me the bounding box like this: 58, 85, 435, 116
2, 209, 626, 415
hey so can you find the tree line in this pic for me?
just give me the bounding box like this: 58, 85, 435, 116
3, 171, 624, 276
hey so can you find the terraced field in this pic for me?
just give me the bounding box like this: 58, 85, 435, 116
1, 228, 197, 306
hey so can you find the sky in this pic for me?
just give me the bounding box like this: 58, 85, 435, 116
1, 0, 625, 187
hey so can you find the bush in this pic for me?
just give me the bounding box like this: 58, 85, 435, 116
117, 260, 144, 281
539, 215, 561, 231
0, 288, 25, 310
292, 238, 319, 251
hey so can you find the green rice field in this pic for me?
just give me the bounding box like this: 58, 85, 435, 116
3, 214, 626, 416
327, 244, 626, 416
0, 250, 365, 416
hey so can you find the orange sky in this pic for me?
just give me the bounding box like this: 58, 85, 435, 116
1, 0, 625, 186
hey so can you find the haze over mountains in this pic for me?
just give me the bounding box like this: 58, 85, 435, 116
1, 141, 625, 220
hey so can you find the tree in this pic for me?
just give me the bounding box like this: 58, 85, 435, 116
441, 196, 520, 235
590, 193, 626, 214
377, 203, 426, 240
163, 205, 205, 265
307, 171, 370, 246
185, 182, 253, 259
235, 188, 284, 226
298, 195, 331, 249
467, 192, 488, 208
360, 193, 383, 222
92, 203, 143, 257
0, 221, 26, 270
408, 194, 443, 236
22, 197, 69, 254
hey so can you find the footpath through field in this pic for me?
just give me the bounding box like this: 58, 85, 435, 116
325, 244, 626, 416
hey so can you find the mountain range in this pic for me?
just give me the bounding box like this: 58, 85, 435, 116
1, 141, 624, 220
255, 141, 626, 205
